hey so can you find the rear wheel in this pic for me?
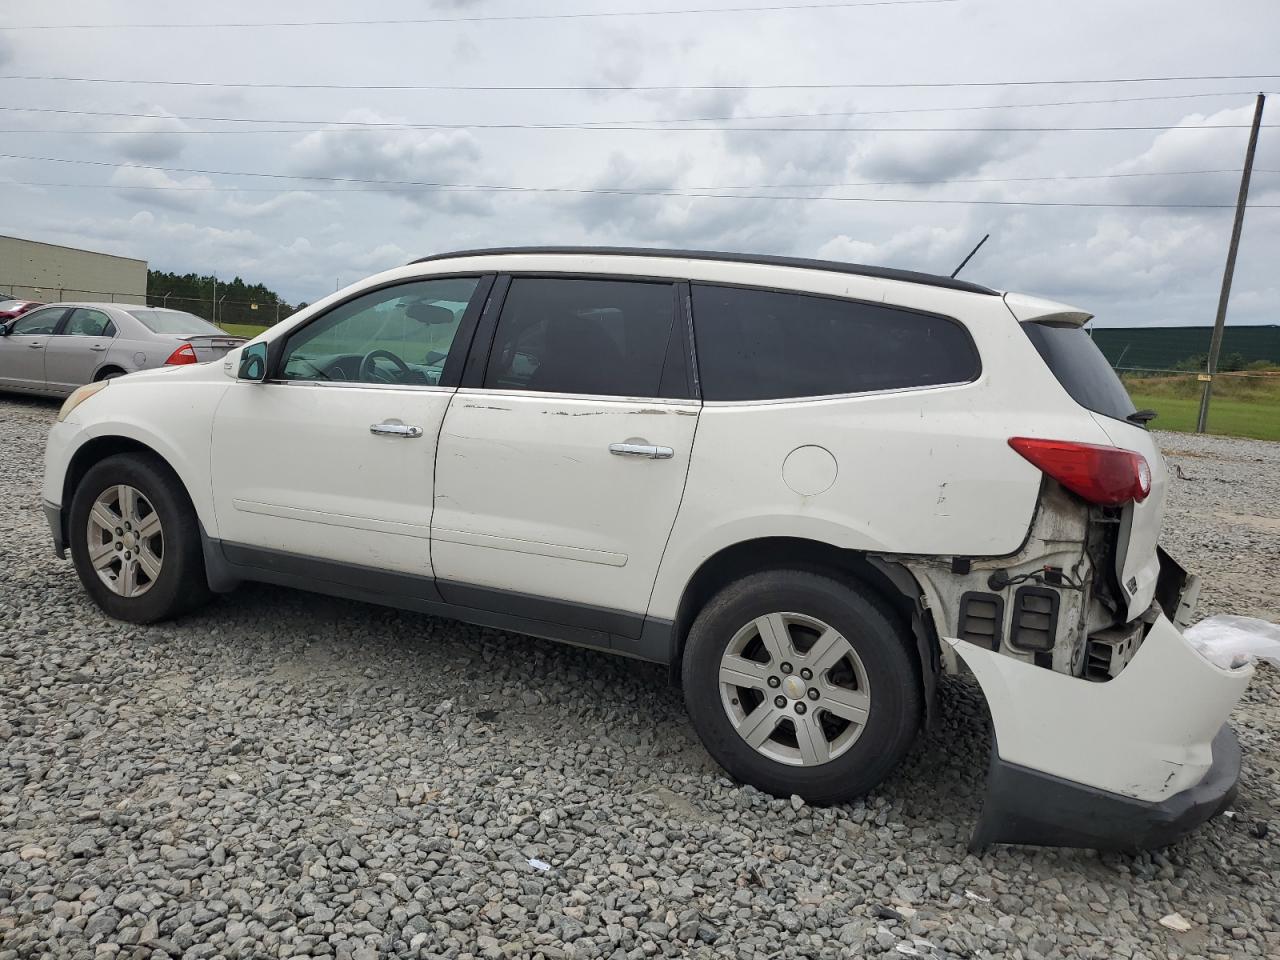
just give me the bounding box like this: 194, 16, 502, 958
68, 453, 212, 623
683, 569, 921, 803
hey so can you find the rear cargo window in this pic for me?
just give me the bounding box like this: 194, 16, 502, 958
127, 309, 223, 335
1021, 321, 1136, 422
691, 284, 980, 402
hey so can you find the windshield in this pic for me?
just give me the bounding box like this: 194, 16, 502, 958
126, 309, 224, 335
1022, 321, 1137, 423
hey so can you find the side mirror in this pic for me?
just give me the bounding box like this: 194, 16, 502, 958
237, 341, 269, 382
0, 323, 9, 337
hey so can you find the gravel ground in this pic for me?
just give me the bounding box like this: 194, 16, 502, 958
0, 394, 1276, 960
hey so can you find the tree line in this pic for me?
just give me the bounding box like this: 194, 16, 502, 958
146, 270, 307, 327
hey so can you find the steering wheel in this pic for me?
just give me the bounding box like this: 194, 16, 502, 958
359, 349, 411, 383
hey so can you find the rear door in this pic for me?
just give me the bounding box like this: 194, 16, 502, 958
0, 306, 67, 392
431, 275, 699, 644
44, 307, 118, 394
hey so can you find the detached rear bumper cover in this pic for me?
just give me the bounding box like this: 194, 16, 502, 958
951, 611, 1252, 850
970, 725, 1240, 851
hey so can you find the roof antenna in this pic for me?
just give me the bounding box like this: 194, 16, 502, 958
950, 233, 990, 279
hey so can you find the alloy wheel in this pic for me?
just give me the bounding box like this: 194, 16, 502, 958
85, 484, 164, 598
718, 612, 871, 767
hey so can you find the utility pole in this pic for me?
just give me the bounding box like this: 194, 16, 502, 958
1197, 92, 1265, 433
212, 274, 218, 325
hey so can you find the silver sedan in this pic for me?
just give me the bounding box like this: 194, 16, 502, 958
0, 302, 246, 397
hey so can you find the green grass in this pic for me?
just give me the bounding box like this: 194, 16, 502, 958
1124, 372, 1280, 442
217, 321, 270, 339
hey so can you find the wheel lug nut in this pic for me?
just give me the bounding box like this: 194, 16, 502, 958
115, 543, 123, 551
767, 676, 780, 688
780, 662, 793, 674
774, 696, 786, 709
115, 527, 123, 536
794, 702, 807, 715
807, 688, 820, 701
800, 668, 812, 680
125, 522, 132, 531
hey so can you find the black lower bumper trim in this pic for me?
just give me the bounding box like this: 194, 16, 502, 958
44, 500, 66, 559
970, 725, 1240, 852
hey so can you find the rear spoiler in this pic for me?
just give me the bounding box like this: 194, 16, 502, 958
1003, 292, 1093, 327
179, 334, 247, 345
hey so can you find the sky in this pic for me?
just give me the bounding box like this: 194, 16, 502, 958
0, 0, 1277, 326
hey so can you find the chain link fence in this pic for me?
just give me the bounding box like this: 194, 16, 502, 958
1, 281, 297, 329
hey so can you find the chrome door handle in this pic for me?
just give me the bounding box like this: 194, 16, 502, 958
28, 342, 43, 348
609, 442, 674, 460
89, 345, 108, 352
370, 422, 423, 438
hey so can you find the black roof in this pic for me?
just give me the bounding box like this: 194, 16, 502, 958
409, 246, 998, 296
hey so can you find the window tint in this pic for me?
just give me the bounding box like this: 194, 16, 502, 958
127, 309, 222, 335
10, 308, 64, 336
1021, 321, 1136, 422
64, 308, 116, 337
691, 284, 980, 401
484, 278, 675, 397
281, 277, 480, 386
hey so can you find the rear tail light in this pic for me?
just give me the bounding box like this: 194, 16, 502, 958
164, 343, 198, 365
1008, 437, 1151, 506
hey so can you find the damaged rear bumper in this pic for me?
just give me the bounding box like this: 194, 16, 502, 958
970, 725, 1240, 851
951, 610, 1253, 851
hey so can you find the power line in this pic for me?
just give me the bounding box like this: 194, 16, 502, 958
0, 91, 1264, 130
0, 0, 958, 30
3, 164, 1277, 209
3, 152, 1274, 193
5, 179, 1274, 208
1, 123, 1272, 135
1, 73, 1277, 92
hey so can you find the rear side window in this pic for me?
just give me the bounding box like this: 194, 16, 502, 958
691, 284, 980, 401
1021, 321, 1136, 422
484, 278, 676, 398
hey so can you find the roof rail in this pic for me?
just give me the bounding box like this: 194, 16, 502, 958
408, 246, 998, 296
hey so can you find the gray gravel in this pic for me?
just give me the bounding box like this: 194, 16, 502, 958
1, 395, 1276, 960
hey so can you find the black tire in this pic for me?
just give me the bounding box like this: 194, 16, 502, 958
68, 452, 213, 623
682, 569, 921, 804
94, 368, 126, 381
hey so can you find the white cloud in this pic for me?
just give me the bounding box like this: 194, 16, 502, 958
109, 165, 213, 212
95, 107, 195, 163
288, 111, 492, 215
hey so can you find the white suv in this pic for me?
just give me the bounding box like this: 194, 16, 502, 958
41, 248, 1253, 850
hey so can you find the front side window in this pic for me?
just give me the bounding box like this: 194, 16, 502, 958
483, 278, 675, 397
9, 308, 65, 336
281, 277, 480, 386
63, 308, 116, 338
691, 284, 980, 401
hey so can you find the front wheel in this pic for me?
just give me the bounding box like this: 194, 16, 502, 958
68, 453, 212, 623
682, 569, 921, 804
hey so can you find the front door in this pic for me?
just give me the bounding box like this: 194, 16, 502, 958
0, 306, 66, 393
431, 276, 699, 640
44, 307, 118, 395
209, 275, 489, 580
